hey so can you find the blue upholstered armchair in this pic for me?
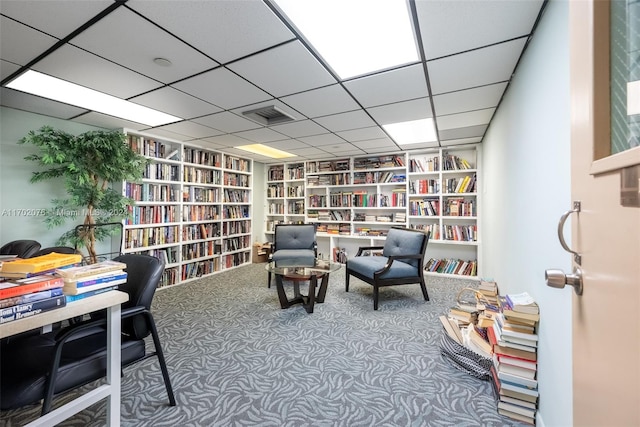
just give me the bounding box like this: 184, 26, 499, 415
267, 224, 317, 287
345, 227, 430, 310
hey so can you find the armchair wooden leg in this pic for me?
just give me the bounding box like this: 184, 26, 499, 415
419, 280, 430, 302
345, 271, 350, 292
373, 286, 379, 310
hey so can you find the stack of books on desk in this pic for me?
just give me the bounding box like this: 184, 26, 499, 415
488, 292, 540, 425
56, 260, 127, 302
0, 252, 83, 323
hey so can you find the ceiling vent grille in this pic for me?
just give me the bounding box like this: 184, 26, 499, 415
242, 105, 295, 125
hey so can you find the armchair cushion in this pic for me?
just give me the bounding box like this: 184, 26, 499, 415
272, 249, 316, 266
347, 256, 417, 279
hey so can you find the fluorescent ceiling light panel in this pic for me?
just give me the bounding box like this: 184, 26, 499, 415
383, 118, 437, 145
236, 144, 295, 159
273, 0, 418, 79
6, 70, 182, 126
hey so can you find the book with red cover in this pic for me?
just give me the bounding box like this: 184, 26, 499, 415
0, 274, 64, 299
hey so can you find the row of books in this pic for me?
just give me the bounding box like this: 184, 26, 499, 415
0, 253, 127, 324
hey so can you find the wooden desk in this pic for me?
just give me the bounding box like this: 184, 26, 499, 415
0, 290, 128, 427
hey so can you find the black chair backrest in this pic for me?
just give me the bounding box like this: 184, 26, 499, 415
31, 246, 79, 257
113, 254, 165, 339
0, 240, 41, 258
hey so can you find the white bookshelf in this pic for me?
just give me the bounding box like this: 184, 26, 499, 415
123, 130, 253, 288
263, 146, 480, 279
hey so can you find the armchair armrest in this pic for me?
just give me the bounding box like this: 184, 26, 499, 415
373, 254, 422, 279
355, 245, 385, 256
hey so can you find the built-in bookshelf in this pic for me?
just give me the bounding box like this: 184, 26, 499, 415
263, 146, 480, 278
123, 130, 252, 288
265, 162, 306, 232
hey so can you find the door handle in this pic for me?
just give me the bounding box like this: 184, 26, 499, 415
545, 267, 583, 295
557, 201, 581, 265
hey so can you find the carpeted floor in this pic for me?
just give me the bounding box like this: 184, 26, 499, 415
1, 262, 528, 426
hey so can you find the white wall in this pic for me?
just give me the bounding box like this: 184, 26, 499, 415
481, 1, 573, 426
0, 107, 104, 248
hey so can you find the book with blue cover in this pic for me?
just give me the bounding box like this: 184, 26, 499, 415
0, 294, 66, 323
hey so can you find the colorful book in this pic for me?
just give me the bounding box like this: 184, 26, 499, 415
0, 287, 64, 309
0, 263, 79, 279
0, 275, 64, 299
0, 253, 82, 274
65, 285, 118, 303
63, 278, 126, 295
0, 295, 66, 323
64, 271, 127, 288
55, 260, 127, 280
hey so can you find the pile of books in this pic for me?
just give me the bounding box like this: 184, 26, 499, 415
56, 260, 128, 302
0, 252, 83, 323
489, 292, 540, 425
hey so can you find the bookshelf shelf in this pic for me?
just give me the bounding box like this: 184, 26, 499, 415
263, 146, 480, 278
123, 130, 252, 288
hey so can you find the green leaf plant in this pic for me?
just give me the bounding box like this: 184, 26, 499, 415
19, 126, 148, 264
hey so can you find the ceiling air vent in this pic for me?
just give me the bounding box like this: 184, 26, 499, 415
242, 105, 295, 126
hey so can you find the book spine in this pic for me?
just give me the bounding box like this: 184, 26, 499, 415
0, 287, 64, 308
0, 278, 64, 299
0, 295, 66, 322
65, 285, 118, 303
74, 273, 127, 288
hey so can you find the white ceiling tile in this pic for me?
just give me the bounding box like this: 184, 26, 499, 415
396, 141, 440, 150
70, 8, 218, 84
33, 44, 162, 98
70, 111, 147, 131
298, 133, 346, 147
280, 85, 360, 118
416, 0, 544, 59
1, 88, 88, 120
319, 146, 365, 155
130, 87, 222, 120
441, 137, 483, 146
232, 128, 289, 143
287, 146, 328, 156
313, 110, 376, 132
193, 111, 261, 133
270, 120, 327, 138
428, 38, 528, 95
200, 134, 254, 148
187, 138, 228, 150
439, 124, 487, 140
437, 108, 496, 130
153, 121, 222, 139
228, 41, 335, 97
366, 97, 433, 125
0, 17, 58, 67
0, 60, 21, 82
0, 0, 112, 39
344, 64, 429, 107
351, 138, 399, 150
433, 83, 508, 116
264, 140, 312, 150
172, 68, 271, 110
337, 126, 387, 142
360, 146, 402, 154
128, 0, 294, 63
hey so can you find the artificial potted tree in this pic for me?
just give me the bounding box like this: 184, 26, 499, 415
20, 126, 147, 263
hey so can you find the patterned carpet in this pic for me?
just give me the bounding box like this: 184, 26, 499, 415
1, 263, 528, 426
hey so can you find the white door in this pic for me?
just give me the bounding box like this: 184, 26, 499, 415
568, 1, 640, 425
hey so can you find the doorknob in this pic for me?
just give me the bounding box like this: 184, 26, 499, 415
545, 266, 583, 295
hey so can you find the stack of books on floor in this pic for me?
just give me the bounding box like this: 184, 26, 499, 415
0, 252, 83, 323
56, 260, 128, 302
442, 289, 493, 359
488, 291, 540, 425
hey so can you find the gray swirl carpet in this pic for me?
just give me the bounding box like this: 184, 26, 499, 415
1, 263, 528, 426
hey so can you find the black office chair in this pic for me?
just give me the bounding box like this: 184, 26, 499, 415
30, 246, 80, 257
0, 254, 176, 414
0, 239, 41, 258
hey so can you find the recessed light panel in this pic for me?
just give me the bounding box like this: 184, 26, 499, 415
6, 70, 182, 127
383, 118, 437, 145
273, 0, 419, 79
236, 143, 295, 159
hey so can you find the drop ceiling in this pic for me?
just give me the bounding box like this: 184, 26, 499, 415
0, 0, 546, 163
